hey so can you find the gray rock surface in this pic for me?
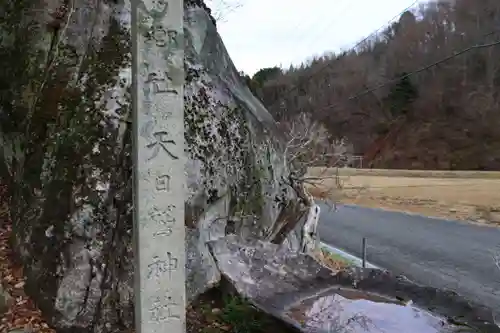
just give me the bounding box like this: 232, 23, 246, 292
210, 235, 500, 333
0, 0, 316, 331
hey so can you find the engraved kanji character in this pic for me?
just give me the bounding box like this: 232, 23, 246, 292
146, 131, 178, 160
147, 253, 178, 279
149, 293, 180, 322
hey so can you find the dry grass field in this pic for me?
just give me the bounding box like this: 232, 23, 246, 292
306, 167, 500, 226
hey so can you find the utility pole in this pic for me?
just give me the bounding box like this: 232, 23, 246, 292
132, 0, 185, 332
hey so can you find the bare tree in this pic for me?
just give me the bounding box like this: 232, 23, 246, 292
272, 113, 351, 255
278, 112, 352, 209
279, 113, 344, 173
280, 112, 352, 179
258, 0, 500, 171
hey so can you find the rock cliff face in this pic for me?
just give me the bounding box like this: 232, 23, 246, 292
0, 0, 317, 331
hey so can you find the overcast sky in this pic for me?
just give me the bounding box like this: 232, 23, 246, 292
205, 0, 422, 76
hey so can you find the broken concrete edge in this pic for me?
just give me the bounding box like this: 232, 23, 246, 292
207, 236, 500, 333
206, 237, 325, 333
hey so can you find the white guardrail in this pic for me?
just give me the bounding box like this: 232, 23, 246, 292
320, 242, 381, 270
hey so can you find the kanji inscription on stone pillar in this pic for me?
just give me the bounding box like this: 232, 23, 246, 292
132, 0, 185, 332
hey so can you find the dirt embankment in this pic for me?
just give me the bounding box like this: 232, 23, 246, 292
306, 167, 500, 225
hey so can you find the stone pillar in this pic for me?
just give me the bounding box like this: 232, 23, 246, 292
132, 0, 185, 332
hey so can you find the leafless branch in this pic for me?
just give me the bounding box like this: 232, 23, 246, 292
280, 113, 349, 172
206, 0, 243, 22
279, 112, 353, 210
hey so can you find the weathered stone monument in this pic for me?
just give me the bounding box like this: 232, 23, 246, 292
133, 0, 185, 332
0, 0, 317, 330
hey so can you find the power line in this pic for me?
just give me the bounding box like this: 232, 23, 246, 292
295, 0, 353, 57
317, 38, 500, 112
274, 0, 353, 71
270, 0, 420, 110
339, 0, 420, 53
286, 0, 350, 48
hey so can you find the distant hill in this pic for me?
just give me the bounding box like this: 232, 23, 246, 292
243, 0, 500, 170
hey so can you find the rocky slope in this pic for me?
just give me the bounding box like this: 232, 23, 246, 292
0, 0, 317, 331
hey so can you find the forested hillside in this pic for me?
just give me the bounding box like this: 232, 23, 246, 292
243, 0, 500, 170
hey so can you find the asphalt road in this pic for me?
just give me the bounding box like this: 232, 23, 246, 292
317, 203, 500, 313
